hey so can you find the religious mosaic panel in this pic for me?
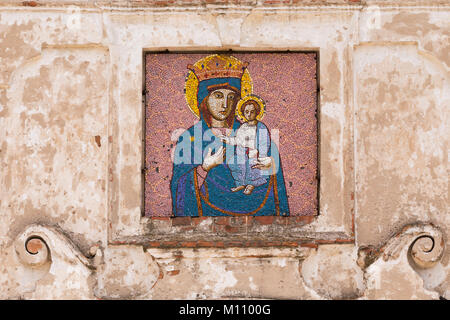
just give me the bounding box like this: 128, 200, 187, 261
145, 52, 318, 217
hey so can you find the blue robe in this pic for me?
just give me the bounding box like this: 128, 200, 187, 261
170, 117, 290, 217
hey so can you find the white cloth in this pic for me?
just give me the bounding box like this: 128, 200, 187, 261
227, 122, 257, 151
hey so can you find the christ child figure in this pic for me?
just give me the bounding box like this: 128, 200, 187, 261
220, 95, 271, 195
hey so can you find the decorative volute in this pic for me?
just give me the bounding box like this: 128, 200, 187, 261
14, 224, 96, 270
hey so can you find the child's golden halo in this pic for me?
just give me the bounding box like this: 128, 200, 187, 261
236, 94, 266, 121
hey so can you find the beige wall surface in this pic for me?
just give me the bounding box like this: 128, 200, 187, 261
0, 0, 448, 299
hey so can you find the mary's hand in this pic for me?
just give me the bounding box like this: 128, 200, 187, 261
251, 157, 273, 170
202, 147, 225, 172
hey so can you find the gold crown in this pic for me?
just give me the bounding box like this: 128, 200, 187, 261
187, 54, 249, 82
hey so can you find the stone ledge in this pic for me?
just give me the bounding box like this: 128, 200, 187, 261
10, 0, 363, 8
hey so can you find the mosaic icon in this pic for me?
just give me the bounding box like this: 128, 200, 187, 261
145, 53, 318, 217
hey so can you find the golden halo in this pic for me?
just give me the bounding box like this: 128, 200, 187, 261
184, 54, 253, 118
236, 94, 266, 121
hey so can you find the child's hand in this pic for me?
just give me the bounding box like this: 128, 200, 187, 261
218, 135, 230, 144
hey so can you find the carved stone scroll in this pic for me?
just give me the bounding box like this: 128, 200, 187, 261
14, 224, 96, 270
358, 223, 445, 270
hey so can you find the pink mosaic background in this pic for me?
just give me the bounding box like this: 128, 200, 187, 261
145, 52, 318, 217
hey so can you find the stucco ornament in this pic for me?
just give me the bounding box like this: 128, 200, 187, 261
358, 223, 445, 270
7, 224, 97, 299
359, 223, 446, 300
14, 224, 96, 269
385, 224, 444, 269
5, 224, 161, 299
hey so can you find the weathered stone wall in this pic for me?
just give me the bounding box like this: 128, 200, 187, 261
0, 0, 448, 299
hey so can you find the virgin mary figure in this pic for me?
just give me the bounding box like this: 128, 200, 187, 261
170, 54, 290, 217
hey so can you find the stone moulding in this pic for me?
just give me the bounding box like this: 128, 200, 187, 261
108, 17, 358, 246
11, 222, 445, 299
